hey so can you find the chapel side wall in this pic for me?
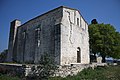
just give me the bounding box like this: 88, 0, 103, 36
61, 8, 89, 65
16, 8, 63, 64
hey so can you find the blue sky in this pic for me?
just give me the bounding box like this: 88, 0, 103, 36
0, 0, 120, 52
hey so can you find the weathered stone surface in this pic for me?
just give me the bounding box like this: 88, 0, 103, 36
7, 6, 90, 65
7, 20, 21, 62
60, 7, 89, 65
54, 64, 90, 77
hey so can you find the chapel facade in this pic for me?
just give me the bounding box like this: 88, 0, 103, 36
7, 6, 90, 65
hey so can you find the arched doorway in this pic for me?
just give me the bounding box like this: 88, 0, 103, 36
77, 47, 81, 63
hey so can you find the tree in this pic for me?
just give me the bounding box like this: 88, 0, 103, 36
91, 19, 98, 24
110, 32, 120, 58
89, 20, 120, 62
0, 49, 8, 62
27, 53, 58, 80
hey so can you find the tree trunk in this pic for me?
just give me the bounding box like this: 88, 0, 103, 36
101, 54, 106, 63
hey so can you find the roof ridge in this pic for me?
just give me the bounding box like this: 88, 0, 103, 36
19, 6, 88, 27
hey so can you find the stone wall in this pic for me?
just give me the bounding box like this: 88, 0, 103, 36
0, 63, 25, 77
55, 64, 90, 77
16, 7, 63, 64
60, 7, 89, 65
0, 63, 108, 78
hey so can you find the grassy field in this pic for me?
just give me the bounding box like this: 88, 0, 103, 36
49, 65, 120, 80
0, 65, 120, 80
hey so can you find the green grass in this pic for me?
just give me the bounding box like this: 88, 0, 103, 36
0, 74, 20, 80
49, 65, 120, 80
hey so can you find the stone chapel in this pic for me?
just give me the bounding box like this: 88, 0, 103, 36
7, 6, 90, 65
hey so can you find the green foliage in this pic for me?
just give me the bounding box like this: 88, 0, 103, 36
0, 74, 20, 80
91, 19, 98, 24
38, 53, 58, 79
89, 22, 120, 60
0, 49, 8, 62
27, 53, 58, 80
49, 66, 120, 80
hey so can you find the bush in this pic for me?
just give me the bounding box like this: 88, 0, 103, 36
0, 74, 20, 80
27, 53, 58, 80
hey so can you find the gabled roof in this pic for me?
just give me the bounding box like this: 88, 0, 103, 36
18, 6, 88, 27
